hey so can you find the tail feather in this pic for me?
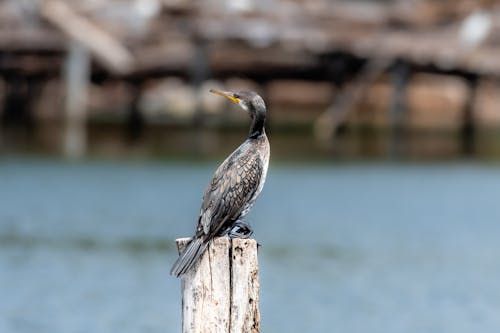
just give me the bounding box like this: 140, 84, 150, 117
170, 237, 209, 278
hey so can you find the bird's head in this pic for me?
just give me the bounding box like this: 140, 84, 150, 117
209, 89, 266, 118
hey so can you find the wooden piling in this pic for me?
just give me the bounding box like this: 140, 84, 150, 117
461, 75, 478, 156
63, 41, 89, 159
389, 60, 410, 158
313, 56, 391, 142
176, 237, 260, 333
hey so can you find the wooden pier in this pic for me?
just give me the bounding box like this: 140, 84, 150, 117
2, 0, 500, 157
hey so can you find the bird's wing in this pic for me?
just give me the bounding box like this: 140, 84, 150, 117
197, 149, 263, 238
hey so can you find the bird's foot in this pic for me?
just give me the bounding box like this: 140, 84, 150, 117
228, 220, 254, 239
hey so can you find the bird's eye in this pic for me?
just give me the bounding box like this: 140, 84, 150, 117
233, 93, 240, 99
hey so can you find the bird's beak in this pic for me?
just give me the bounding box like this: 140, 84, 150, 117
209, 89, 240, 104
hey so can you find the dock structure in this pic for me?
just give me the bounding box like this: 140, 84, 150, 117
1, 0, 500, 156
176, 237, 260, 333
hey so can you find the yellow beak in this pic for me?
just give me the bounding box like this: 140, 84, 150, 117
209, 89, 240, 104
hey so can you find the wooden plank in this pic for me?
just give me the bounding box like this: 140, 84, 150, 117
314, 57, 392, 141
40, 0, 134, 74
0, 29, 64, 51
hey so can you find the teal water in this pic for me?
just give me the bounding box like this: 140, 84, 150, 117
2, 158, 500, 333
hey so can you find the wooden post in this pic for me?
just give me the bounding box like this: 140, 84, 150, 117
125, 81, 144, 142
41, 0, 134, 75
63, 41, 90, 159
461, 75, 478, 156
176, 237, 260, 333
388, 59, 410, 158
189, 39, 211, 155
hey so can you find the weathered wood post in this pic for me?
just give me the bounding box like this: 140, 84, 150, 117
461, 74, 478, 156
176, 237, 260, 333
63, 41, 90, 159
389, 59, 410, 158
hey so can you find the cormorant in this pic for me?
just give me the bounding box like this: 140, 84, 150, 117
170, 89, 270, 278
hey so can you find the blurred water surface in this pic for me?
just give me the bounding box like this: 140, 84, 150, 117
2, 158, 500, 333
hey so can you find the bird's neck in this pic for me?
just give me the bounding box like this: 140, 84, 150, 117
248, 110, 266, 139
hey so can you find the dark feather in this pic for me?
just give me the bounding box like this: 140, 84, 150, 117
170, 237, 208, 277
199, 141, 263, 238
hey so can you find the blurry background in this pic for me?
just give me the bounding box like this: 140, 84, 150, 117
2, 0, 500, 332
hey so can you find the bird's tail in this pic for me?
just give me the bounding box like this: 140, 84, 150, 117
170, 237, 208, 278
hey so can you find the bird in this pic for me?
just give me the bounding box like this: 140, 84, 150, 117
170, 89, 270, 278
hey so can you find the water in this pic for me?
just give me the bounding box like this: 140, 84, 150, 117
2, 158, 500, 333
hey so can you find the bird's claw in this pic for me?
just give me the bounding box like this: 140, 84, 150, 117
228, 220, 254, 239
